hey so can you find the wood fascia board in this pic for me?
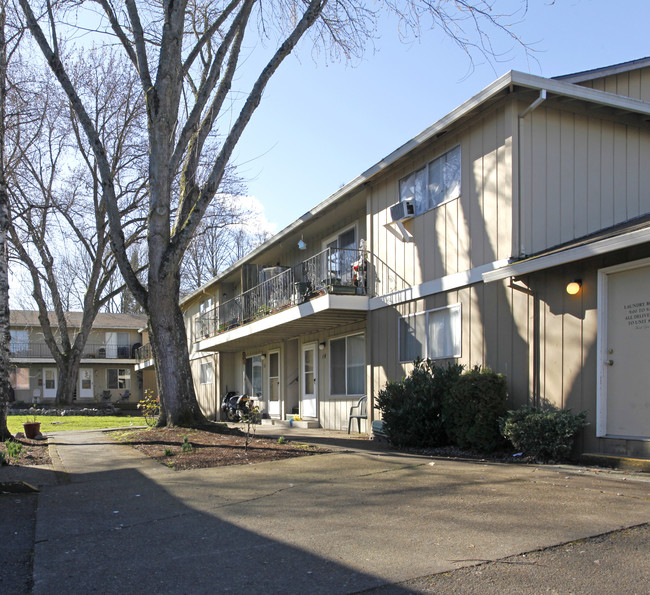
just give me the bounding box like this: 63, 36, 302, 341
554, 57, 650, 84
482, 227, 650, 283
510, 71, 650, 116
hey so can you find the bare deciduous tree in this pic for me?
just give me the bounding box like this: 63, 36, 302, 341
19, 0, 528, 426
0, 0, 26, 440
180, 195, 272, 296
8, 52, 148, 404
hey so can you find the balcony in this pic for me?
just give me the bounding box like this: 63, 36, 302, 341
10, 342, 136, 360
195, 247, 369, 343
135, 342, 153, 364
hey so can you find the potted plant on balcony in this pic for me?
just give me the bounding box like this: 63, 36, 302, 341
23, 414, 42, 439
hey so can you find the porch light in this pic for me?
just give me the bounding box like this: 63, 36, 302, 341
319, 342, 326, 351
566, 280, 582, 295
297, 235, 307, 250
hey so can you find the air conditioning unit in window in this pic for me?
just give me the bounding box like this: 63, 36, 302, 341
390, 198, 415, 222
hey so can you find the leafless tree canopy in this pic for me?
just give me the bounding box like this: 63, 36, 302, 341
6, 49, 149, 403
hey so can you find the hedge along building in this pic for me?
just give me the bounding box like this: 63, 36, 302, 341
136, 57, 650, 459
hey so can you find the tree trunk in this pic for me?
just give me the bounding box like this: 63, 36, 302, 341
0, 2, 11, 441
55, 355, 81, 405
148, 282, 206, 427
0, 182, 10, 439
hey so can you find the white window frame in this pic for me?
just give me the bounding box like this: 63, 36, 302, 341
196, 297, 215, 340
244, 354, 263, 398
399, 145, 461, 215
399, 303, 462, 363
322, 224, 357, 251
107, 368, 131, 390
200, 361, 214, 385
329, 333, 366, 396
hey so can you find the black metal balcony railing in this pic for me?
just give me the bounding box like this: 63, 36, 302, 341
135, 342, 153, 363
195, 247, 368, 341
9, 342, 135, 359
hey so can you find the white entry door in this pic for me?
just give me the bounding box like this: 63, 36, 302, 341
267, 351, 281, 417
43, 368, 57, 399
79, 368, 94, 399
598, 258, 650, 438
300, 344, 318, 418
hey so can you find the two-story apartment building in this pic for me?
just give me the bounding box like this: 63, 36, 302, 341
10, 310, 154, 404
137, 57, 650, 460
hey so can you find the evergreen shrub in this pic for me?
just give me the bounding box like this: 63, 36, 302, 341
375, 358, 463, 448
500, 406, 587, 461
443, 366, 508, 452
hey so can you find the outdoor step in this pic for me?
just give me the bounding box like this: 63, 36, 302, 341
264, 418, 320, 429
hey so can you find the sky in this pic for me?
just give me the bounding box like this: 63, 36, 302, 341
232, 0, 650, 234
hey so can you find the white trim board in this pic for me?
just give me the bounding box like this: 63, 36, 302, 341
482, 227, 650, 283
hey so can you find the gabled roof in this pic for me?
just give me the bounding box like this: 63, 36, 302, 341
553, 56, 650, 84
10, 310, 147, 330
182, 60, 650, 307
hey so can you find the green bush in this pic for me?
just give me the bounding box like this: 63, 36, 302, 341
5, 440, 22, 460
443, 366, 508, 452
500, 406, 587, 461
375, 358, 463, 448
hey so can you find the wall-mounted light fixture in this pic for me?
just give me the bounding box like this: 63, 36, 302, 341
261, 353, 267, 361
319, 342, 326, 351
297, 235, 307, 250
566, 279, 582, 295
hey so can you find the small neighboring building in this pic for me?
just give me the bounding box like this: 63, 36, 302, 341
136, 57, 650, 460
9, 310, 154, 405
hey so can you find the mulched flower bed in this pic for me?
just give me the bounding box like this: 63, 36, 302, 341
0, 436, 51, 467
110, 425, 331, 471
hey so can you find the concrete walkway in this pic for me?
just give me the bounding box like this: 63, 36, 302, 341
30, 428, 650, 594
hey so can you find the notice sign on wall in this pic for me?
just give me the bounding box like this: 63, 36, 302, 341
623, 300, 650, 330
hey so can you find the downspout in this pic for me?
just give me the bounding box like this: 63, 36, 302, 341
517, 89, 546, 255
517, 89, 547, 255
516, 89, 546, 408
366, 186, 374, 431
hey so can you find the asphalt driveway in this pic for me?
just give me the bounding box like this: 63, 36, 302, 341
3, 428, 649, 594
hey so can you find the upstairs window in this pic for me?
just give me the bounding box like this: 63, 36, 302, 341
399, 145, 461, 215
10, 330, 28, 355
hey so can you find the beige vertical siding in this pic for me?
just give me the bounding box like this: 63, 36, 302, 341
369, 244, 650, 456
191, 354, 218, 419
577, 66, 650, 101
369, 104, 512, 297
520, 103, 650, 255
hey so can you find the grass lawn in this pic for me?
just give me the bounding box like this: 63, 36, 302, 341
7, 415, 144, 434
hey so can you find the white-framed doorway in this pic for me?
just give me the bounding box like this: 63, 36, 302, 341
42, 367, 57, 400
597, 257, 650, 439
300, 343, 318, 419
267, 350, 281, 417
79, 368, 94, 399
